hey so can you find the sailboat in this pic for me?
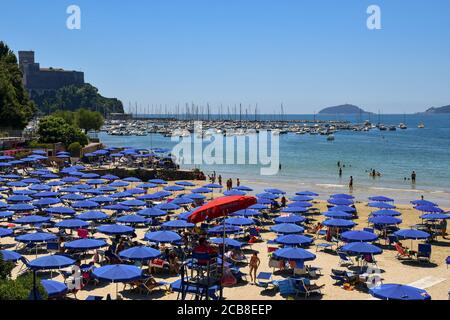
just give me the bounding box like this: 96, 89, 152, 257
418, 122, 425, 129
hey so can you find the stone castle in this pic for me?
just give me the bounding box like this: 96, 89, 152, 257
19, 51, 84, 93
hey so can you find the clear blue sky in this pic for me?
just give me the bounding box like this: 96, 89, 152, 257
1, 0, 450, 114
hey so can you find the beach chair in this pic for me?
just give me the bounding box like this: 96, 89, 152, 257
256, 272, 274, 289
277, 279, 299, 298
248, 228, 262, 242
135, 277, 169, 295
394, 243, 413, 260
85, 295, 103, 300
46, 241, 59, 253
363, 227, 374, 233
417, 244, 432, 263
337, 251, 354, 266
294, 278, 324, 298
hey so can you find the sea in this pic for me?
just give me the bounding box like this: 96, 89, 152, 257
98, 114, 450, 207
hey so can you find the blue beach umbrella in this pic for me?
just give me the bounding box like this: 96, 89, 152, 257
329, 205, 356, 213
127, 188, 146, 195
137, 207, 167, 217
224, 190, 246, 196
161, 219, 195, 229
264, 188, 286, 195
0, 228, 13, 238
341, 230, 378, 242
45, 206, 76, 215
148, 179, 167, 185
281, 206, 308, 213
274, 234, 313, 246
0, 211, 13, 219
13, 215, 51, 225
177, 210, 194, 221
209, 237, 244, 248
81, 173, 100, 179
341, 242, 383, 255
0, 250, 22, 261
230, 209, 262, 216
101, 174, 120, 181
175, 181, 195, 187
156, 202, 180, 211
256, 192, 278, 200
110, 191, 132, 199
331, 193, 354, 199
97, 224, 134, 235
16, 232, 57, 243
92, 264, 143, 283
144, 230, 181, 243
28, 255, 75, 270
415, 206, 444, 213
87, 179, 107, 185
206, 225, 242, 235
192, 187, 212, 194
234, 186, 253, 191
394, 229, 430, 240
369, 216, 402, 225
411, 200, 437, 207
369, 284, 431, 300
103, 204, 132, 212
65, 238, 107, 251
256, 198, 272, 205
119, 199, 146, 207
9, 203, 36, 212
420, 213, 450, 220
204, 183, 223, 189
171, 197, 194, 205
296, 191, 319, 197
328, 198, 353, 206
274, 215, 306, 224
184, 193, 206, 200
164, 185, 185, 192
369, 196, 394, 202
55, 219, 89, 229
118, 246, 161, 261
224, 217, 255, 226
323, 211, 353, 219
323, 219, 356, 228
371, 209, 401, 217
109, 181, 129, 188
41, 280, 68, 298
271, 223, 304, 234
12, 189, 36, 196
116, 214, 148, 225
33, 198, 61, 207
273, 247, 316, 262
72, 200, 100, 210
368, 202, 396, 209
137, 182, 158, 189
90, 196, 115, 203
7, 195, 33, 203
123, 177, 141, 182
61, 177, 80, 183
76, 210, 108, 221
290, 195, 313, 202
31, 191, 59, 198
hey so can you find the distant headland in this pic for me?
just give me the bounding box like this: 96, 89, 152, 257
318, 104, 373, 115
423, 105, 450, 114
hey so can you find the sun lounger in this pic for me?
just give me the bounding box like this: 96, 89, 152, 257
256, 272, 274, 288
315, 242, 334, 252
293, 278, 324, 298
277, 279, 300, 298
85, 295, 103, 300
417, 243, 431, 263
394, 243, 414, 260
337, 251, 354, 266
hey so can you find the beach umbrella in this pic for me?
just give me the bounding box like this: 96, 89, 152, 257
271, 223, 304, 234
341, 242, 383, 255
290, 195, 313, 202
103, 204, 131, 212
2, 174, 21, 180
331, 193, 354, 199
175, 181, 195, 187
92, 264, 143, 283
0, 228, 13, 238
394, 229, 430, 240
184, 193, 206, 200
323, 211, 353, 219
274, 215, 306, 224
148, 179, 167, 185
97, 186, 117, 193
31, 150, 46, 155
33, 198, 61, 207
328, 198, 353, 206
0, 211, 13, 219
31, 191, 59, 198
110, 191, 132, 199
161, 219, 195, 229
123, 177, 141, 182
369, 284, 431, 300
209, 237, 244, 248
21, 178, 41, 184
287, 201, 313, 208
0, 250, 22, 261
13, 215, 51, 225
415, 206, 444, 213
101, 174, 120, 181
61, 177, 80, 183
41, 280, 68, 298
47, 181, 65, 187
230, 209, 262, 216
116, 214, 148, 225
118, 246, 161, 261
81, 173, 100, 179
273, 247, 316, 262
28, 255, 75, 270
204, 183, 222, 189
206, 225, 242, 234
138, 190, 172, 200
16, 232, 57, 243
369, 216, 402, 225
411, 200, 437, 207
127, 188, 146, 195
371, 209, 401, 217
55, 219, 89, 229
119, 199, 146, 207
187, 195, 256, 224
420, 213, 450, 221
264, 188, 286, 195
369, 196, 394, 202
12, 189, 36, 196
7, 195, 33, 203
97, 224, 134, 236
137, 182, 158, 189
192, 187, 212, 194
224, 190, 246, 196
296, 191, 318, 197
65, 238, 107, 251
137, 208, 167, 217
341, 230, 378, 242
144, 230, 181, 243
177, 211, 194, 221
6, 181, 28, 188
323, 219, 356, 228
156, 202, 180, 211
256, 192, 278, 200
41, 173, 59, 180
163, 185, 185, 192
72, 200, 100, 210
86, 179, 107, 186
171, 197, 194, 205
45, 206, 76, 215
234, 186, 253, 192
274, 234, 313, 246
76, 210, 108, 221
329, 205, 357, 213
368, 202, 396, 209
90, 196, 114, 203
281, 206, 308, 213
109, 181, 129, 188
8, 203, 36, 212
224, 217, 255, 226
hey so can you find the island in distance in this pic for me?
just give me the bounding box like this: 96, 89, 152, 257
423, 105, 450, 114
318, 104, 373, 115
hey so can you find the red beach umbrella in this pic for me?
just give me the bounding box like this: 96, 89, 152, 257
188, 195, 257, 224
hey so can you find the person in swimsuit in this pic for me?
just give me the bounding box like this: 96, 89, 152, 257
249, 252, 261, 284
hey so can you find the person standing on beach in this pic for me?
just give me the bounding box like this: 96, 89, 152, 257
349, 176, 353, 190
218, 175, 222, 186
249, 252, 260, 284
236, 178, 240, 187
339, 167, 342, 177
411, 171, 416, 183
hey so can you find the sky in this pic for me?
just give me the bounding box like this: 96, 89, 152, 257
1, 0, 450, 114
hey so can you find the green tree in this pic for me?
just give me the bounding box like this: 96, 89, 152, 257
37, 115, 88, 147
76, 108, 104, 132
0, 41, 36, 128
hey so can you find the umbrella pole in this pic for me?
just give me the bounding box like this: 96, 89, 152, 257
33, 270, 37, 300
219, 211, 227, 300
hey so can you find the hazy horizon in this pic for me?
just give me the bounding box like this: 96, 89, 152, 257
1, 0, 450, 114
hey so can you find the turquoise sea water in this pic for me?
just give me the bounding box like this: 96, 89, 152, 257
98, 114, 450, 206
